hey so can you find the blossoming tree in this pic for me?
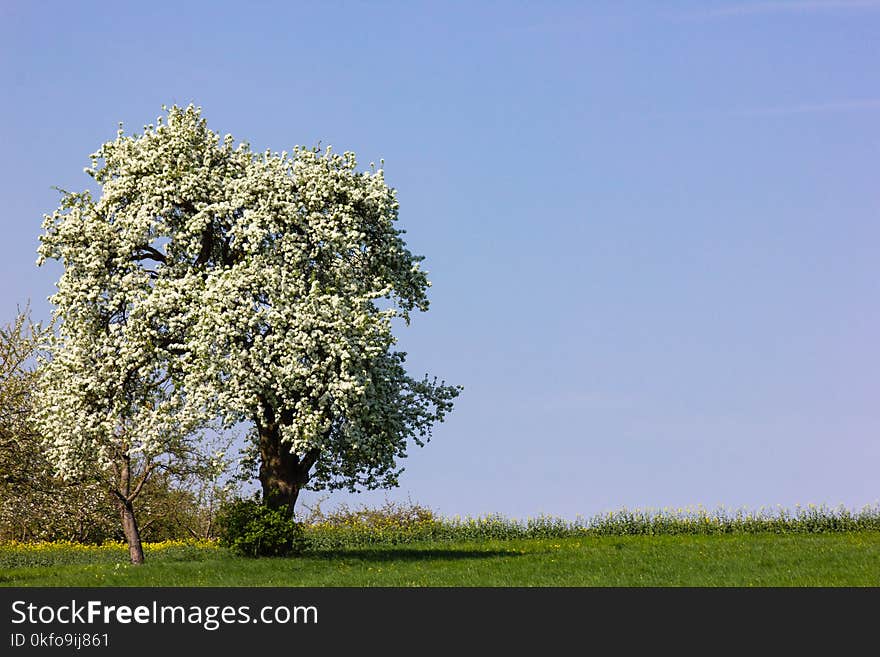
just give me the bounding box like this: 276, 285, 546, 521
37, 106, 460, 533
34, 182, 218, 562
0, 310, 114, 542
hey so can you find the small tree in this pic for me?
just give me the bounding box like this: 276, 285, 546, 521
0, 309, 116, 542
137, 432, 243, 540
39, 105, 460, 519
3, 309, 240, 544
35, 188, 214, 563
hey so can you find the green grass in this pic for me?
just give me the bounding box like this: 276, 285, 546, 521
2, 532, 878, 586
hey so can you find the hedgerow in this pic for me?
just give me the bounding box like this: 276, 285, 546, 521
3, 502, 878, 564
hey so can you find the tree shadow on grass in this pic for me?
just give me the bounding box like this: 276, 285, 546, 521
305, 548, 523, 563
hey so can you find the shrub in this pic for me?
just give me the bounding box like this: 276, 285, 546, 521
295, 501, 880, 550
299, 498, 443, 549
216, 498, 305, 557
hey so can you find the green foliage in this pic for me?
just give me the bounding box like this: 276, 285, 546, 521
1, 305, 245, 544
299, 498, 441, 549
3, 533, 879, 587
0, 309, 117, 542
134, 458, 242, 543
580, 504, 880, 536
0, 468, 234, 545
297, 501, 880, 549
217, 499, 305, 557
3, 503, 880, 586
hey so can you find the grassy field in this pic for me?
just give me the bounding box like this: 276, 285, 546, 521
2, 532, 878, 586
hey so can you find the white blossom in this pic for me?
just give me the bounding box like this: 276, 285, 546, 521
36, 105, 460, 506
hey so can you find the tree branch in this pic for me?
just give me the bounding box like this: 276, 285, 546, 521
194, 228, 213, 267
295, 448, 321, 485
300, 448, 321, 473
133, 245, 167, 264
126, 462, 155, 503
109, 487, 128, 504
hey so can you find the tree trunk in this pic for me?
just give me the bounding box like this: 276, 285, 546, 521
258, 420, 302, 515
113, 453, 146, 564
256, 412, 318, 517
115, 498, 145, 565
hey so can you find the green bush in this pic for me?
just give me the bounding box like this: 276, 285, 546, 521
298, 498, 443, 549
217, 498, 305, 557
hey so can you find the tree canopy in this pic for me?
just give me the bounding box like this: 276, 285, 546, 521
0, 310, 114, 542
37, 105, 460, 521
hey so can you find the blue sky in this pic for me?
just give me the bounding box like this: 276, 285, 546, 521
2, 1, 878, 519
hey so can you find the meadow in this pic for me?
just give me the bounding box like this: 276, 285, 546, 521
2, 504, 878, 586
